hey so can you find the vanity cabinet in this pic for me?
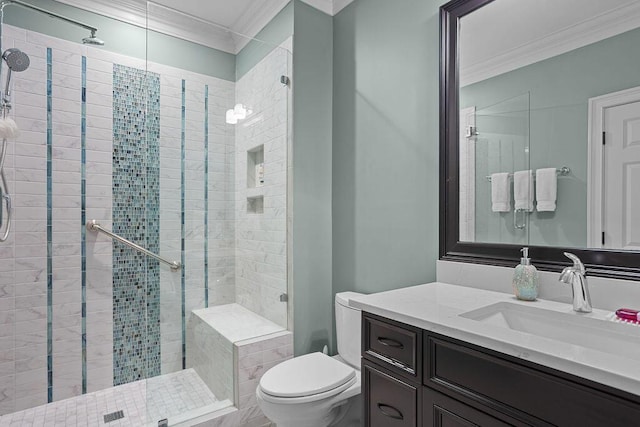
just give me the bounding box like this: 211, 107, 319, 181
362, 312, 640, 427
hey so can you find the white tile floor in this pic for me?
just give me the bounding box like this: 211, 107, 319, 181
0, 369, 230, 427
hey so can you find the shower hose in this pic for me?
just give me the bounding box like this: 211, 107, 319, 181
0, 106, 11, 242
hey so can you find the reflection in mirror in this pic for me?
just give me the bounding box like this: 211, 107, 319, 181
457, 0, 640, 251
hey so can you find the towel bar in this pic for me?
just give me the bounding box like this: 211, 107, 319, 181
485, 166, 570, 182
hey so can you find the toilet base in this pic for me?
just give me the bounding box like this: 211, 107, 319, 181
333, 394, 361, 427
256, 388, 361, 427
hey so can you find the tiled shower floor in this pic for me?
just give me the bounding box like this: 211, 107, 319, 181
0, 369, 229, 426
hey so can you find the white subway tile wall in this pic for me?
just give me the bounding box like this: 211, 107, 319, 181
235, 47, 289, 328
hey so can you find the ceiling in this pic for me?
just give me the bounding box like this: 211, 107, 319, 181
55, 0, 354, 54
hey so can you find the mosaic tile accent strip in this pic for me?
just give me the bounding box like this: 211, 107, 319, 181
146, 69, 162, 383
46, 47, 53, 404
112, 64, 161, 385
204, 84, 209, 308
81, 55, 87, 395
181, 79, 186, 370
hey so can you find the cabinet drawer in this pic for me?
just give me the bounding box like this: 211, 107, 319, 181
424, 388, 512, 427
425, 334, 640, 426
363, 313, 421, 378
364, 361, 420, 427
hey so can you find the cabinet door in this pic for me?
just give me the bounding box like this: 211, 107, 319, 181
424, 388, 512, 427
364, 361, 420, 426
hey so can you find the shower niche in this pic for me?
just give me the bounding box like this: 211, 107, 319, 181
247, 144, 265, 214
247, 144, 265, 188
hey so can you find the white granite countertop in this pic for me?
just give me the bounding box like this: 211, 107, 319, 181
349, 282, 640, 397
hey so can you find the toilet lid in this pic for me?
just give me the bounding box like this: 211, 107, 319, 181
259, 352, 356, 398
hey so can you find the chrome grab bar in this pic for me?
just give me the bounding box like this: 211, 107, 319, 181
86, 220, 181, 272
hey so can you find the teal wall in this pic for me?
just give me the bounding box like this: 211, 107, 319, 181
461, 27, 640, 248
291, 1, 334, 356
332, 0, 440, 311
3, 0, 235, 81
236, 2, 294, 80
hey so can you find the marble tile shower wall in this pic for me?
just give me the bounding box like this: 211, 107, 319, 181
0, 24, 235, 416
235, 47, 289, 328
0, 25, 116, 414
152, 61, 235, 375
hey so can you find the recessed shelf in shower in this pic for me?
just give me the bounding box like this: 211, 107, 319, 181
247, 196, 264, 214
247, 144, 264, 189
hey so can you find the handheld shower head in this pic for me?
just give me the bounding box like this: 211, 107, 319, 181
2, 48, 30, 72
2, 48, 31, 110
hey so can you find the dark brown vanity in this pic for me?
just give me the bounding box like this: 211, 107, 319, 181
362, 312, 640, 426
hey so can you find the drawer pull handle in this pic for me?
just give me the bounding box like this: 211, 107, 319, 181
377, 403, 404, 420
377, 337, 404, 349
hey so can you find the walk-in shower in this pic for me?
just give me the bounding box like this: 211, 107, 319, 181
0, 1, 292, 425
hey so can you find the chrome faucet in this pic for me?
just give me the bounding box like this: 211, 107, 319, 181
558, 252, 592, 313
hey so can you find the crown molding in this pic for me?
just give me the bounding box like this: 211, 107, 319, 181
146, 3, 235, 53
55, 0, 147, 27
54, 0, 356, 54
461, 1, 640, 87
231, 0, 291, 53
56, 0, 235, 53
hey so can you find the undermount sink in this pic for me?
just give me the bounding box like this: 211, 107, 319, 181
460, 302, 640, 358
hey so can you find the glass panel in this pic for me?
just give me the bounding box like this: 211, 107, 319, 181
466, 93, 531, 245
144, 2, 291, 424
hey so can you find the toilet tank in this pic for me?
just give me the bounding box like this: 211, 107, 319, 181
335, 292, 364, 369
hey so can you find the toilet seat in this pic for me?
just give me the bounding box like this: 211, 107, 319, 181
258, 352, 356, 404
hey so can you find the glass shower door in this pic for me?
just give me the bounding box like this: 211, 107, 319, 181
474, 92, 531, 246
144, 2, 291, 424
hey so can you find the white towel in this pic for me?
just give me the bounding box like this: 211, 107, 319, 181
514, 170, 534, 212
491, 172, 510, 212
536, 168, 557, 212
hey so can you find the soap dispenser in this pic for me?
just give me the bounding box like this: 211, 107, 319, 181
512, 247, 538, 301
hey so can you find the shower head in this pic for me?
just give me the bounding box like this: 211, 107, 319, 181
2, 48, 30, 109
82, 30, 105, 46
2, 48, 30, 72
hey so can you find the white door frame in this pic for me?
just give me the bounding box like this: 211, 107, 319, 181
587, 85, 640, 247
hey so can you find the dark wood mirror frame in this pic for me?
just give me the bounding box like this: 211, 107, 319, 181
439, 0, 640, 281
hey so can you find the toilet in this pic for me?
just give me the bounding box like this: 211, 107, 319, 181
256, 292, 364, 427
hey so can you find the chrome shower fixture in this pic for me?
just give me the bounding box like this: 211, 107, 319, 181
0, 0, 105, 46
82, 29, 105, 46
2, 48, 30, 109
2, 48, 29, 72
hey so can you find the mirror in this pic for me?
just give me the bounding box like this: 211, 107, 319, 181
440, 0, 640, 278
